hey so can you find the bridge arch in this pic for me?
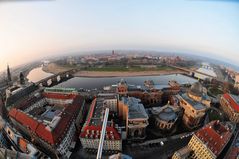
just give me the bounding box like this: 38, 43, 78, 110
36, 69, 75, 87
56, 75, 61, 82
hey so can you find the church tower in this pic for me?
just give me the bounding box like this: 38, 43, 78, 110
7, 65, 11, 82
19, 72, 25, 85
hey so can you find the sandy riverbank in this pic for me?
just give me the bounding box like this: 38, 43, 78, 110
43, 63, 185, 77
74, 70, 185, 77
42, 63, 73, 74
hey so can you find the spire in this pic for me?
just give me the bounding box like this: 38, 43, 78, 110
7, 64, 11, 82
19, 72, 25, 85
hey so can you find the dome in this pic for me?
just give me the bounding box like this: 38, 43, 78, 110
189, 82, 203, 97
158, 106, 177, 122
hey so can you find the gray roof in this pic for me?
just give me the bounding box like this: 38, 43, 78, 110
158, 107, 177, 121
121, 97, 148, 119
152, 105, 178, 122
90, 98, 104, 126
181, 93, 205, 110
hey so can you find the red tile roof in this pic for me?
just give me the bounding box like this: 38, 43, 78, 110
9, 108, 55, 144
195, 121, 232, 157
43, 92, 77, 100
223, 93, 239, 112
80, 125, 121, 140
9, 94, 85, 146
86, 98, 96, 125
80, 97, 121, 141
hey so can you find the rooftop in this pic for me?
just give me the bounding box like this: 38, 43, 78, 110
80, 94, 121, 140
181, 93, 206, 110
151, 105, 178, 122
9, 89, 84, 146
195, 120, 233, 157
121, 97, 148, 119
223, 93, 239, 112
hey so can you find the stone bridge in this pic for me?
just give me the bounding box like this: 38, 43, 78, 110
36, 69, 77, 87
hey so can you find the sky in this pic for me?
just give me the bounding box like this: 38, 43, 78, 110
0, 0, 239, 72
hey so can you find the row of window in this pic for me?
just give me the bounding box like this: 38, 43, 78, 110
57, 123, 75, 155
81, 139, 121, 150
24, 99, 47, 113
189, 136, 215, 159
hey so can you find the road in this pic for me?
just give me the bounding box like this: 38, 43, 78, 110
70, 133, 192, 159
124, 136, 191, 159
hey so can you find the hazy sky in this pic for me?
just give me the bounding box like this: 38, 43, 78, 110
0, 0, 239, 71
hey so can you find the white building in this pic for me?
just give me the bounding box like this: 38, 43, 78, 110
194, 62, 217, 80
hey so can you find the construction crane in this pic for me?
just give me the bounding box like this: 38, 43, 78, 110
96, 108, 109, 159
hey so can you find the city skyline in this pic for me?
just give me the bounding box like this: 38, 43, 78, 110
0, 0, 239, 71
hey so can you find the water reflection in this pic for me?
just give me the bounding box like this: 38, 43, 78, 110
27, 67, 197, 89
56, 74, 197, 90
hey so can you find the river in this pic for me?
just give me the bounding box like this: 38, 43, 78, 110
27, 66, 197, 89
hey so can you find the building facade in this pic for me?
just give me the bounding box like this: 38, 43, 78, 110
116, 79, 163, 106
119, 97, 148, 140
220, 93, 239, 123
177, 82, 209, 129
172, 120, 234, 159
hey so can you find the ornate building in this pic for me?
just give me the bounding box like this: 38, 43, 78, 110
187, 82, 211, 107
177, 82, 209, 129
220, 93, 239, 123
118, 97, 148, 140
172, 120, 234, 159
116, 79, 163, 106
128, 90, 163, 106
116, 79, 128, 96
151, 104, 180, 132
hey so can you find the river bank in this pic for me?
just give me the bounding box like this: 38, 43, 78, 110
43, 63, 185, 78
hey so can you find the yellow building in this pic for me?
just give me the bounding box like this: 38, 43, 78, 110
172, 121, 233, 159
220, 93, 239, 123
177, 82, 210, 129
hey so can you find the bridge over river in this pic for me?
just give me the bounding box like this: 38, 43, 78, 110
36, 69, 77, 87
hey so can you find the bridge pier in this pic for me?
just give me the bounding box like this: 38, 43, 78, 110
50, 77, 58, 87
36, 69, 75, 87
41, 81, 48, 87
